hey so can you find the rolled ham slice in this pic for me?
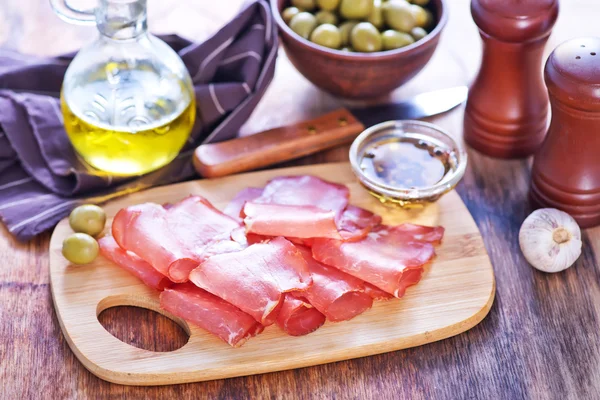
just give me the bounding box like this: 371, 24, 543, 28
224, 187, 263, 220
296, 246, 373, 322
112, 203, 197, 280
189, 237, 312, 326
112, 196, 241, 283
160, 283, 264, 347
312, 224, 444, 298
98, 236, 172, 291
276, 295, 326, 336
254, 175, 349, 222
244, 202, 342, 239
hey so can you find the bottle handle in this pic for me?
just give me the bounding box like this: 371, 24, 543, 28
49, 0, 97, 25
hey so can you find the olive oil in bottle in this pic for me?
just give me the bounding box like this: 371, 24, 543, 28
56, 0, 196, 176
61, 62, 196, 176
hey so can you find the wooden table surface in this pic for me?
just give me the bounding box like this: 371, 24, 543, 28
2, 0, 600, 399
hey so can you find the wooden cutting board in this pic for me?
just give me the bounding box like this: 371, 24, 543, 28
49, 162, 495, 386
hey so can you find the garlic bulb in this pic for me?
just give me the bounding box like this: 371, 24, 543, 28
519, 208, 582, 273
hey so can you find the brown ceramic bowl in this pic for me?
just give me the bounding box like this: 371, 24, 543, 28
271, 0, 447, 99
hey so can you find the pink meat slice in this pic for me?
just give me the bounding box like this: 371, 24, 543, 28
276, 295, 326, 336
254, 175, 350, 222
112, 196, 241, 283
338, 205, 383, 241
295, 246, 373, 322
112, 202, 197, 279
244, 202, 342, 239
98, 236, 172, 291
189, 237, 312, 326
311, 224, 444, 298
160, 283, 264, 347
363, 283, 394, 300
224, 187, 263, 220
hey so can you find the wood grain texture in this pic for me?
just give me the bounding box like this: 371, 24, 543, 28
194, 109, 364, 178
49, 163, 494, 385
2, 0, 600, 399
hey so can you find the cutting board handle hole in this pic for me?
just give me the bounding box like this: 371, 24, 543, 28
97, 295, 190, 352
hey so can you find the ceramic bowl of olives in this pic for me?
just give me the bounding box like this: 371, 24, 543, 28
271, 0, 447, 98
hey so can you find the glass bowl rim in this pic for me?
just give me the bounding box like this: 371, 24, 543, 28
348, 120, 468, 201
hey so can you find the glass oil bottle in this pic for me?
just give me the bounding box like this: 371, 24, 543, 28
52, 0, 196, 175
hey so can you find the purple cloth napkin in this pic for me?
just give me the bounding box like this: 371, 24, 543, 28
0, 0, 277, 241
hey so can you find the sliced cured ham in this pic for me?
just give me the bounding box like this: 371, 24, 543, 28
276, 295, 326, 336
112, 195, 241, 283
312, 224, 444, 298
244, 202, 342, 239
189, 237, 312, 326
224, 187, 263, 220
112, 203, 197, 279
160, 283, 264, 347
337, 205, 382, 241
392, 223, 445, 243
254, 176, 349, 222
295, 246, 373, 322
363, 283, 394, 300
98, 236, 172, 291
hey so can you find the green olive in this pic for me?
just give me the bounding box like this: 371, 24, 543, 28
290, 12, 318, 39
339, 20, 359, 46
69, 204, 106, 237
410, 26, 427, 41
383, 0, 416, 32
340, 0, 373, 20
411, 4, 428, 27
282, 7, 301, 24
350, 22, 382, 52
310, 24, 342, 49
315, 10, 338, 25
291, 0, 316, 11
62, 233, 99, 265
410, 0, 429, 5
423, 9, 434, 28
317, 0, 341, 11
367, 0, 385, 29
381, 29, 414, 50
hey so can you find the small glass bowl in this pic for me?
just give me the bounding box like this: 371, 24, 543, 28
349, 120, 468, 207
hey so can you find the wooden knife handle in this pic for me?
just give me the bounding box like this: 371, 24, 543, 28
193, 108, 365, 178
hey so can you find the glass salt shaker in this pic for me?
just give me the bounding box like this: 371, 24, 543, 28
50, 0, 196, 176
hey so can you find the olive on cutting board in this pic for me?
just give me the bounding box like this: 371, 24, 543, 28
281, 0, 434, 52
69, 204, 106, 237
62, 233, 100, 265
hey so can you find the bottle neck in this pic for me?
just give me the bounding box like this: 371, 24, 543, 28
96, 0, 148, 40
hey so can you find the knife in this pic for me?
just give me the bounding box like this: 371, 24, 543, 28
193, 86, 467, 178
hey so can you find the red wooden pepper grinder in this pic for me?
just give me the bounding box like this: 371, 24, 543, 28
464, 0, 559, 158
530, 37, 600, 228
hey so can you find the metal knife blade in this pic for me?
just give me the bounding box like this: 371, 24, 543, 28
349, 86, 468, 128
